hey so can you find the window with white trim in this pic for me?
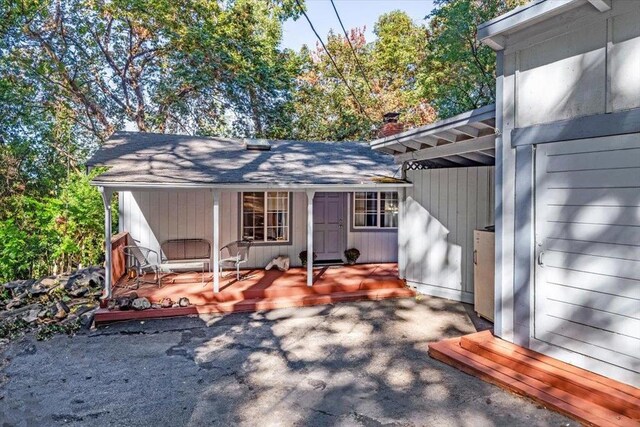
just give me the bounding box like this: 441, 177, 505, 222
241, 192, 290, 242
353, 191, 398, 229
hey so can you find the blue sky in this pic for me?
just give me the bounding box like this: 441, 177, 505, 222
281, 0, 436, 51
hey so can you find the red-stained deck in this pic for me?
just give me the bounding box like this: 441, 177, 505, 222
95, 263, 415, 324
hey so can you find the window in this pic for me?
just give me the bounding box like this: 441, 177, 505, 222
241, 192, 290, 242
353, 191, 398, 229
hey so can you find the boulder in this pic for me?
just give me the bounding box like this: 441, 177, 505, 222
68, 287, 89, 298
22, 306, 43, 324
160, 298, 173, 308
79, 309, 97, 327
6, 298, 23, 310
178, 297, 190, 307
54, 301, 70, 320
117, 297, 132, 311
132, 297, 151, 311
151, 303, 161, 309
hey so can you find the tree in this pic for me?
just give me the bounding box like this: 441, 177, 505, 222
288, 11, 436, 141
1, 0, 300, 142
420, 0, 527, 118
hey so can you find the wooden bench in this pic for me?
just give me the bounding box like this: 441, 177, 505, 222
160, 239, 211, 284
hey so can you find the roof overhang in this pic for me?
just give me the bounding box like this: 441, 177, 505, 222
90, 181, 413, 191
478, 0, 611, 51
369, 104, 497, 169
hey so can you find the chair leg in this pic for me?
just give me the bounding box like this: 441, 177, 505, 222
236, 263, 240, 281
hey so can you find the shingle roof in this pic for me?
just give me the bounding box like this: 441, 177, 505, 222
87, 132, 404, 187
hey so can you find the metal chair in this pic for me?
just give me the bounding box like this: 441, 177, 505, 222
219, 240, 252, 281
123, 244, 161, 288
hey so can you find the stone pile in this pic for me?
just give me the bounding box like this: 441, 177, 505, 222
1, 267, 104, 338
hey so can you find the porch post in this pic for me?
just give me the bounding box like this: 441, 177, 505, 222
306, 189, 315, 287
99, 187, 113, 299
212, 189, 221, 293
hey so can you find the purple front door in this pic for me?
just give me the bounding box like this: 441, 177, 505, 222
313, 193, 345, 261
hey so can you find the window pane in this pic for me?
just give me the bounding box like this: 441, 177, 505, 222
265, 192, 289, 241
242, 192, 265, 241
354, 192, 379, 227
380, 192, 398, 228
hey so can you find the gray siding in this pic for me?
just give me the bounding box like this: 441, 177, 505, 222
494, 0, 640, 386
401, 167, 495, 303
119, 190, 397, 269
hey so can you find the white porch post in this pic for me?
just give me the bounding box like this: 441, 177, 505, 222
212, 189, 221, 293
99, 187, 113, 299
306, 189, 315, 287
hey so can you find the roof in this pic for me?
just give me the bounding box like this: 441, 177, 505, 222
478, 0, 610, 50
87, 132, 406, 188
369, 105, 497, 169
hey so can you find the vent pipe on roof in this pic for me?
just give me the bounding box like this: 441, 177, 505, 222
244, 138, 271, 151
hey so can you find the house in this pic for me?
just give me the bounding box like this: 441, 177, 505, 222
88, 132, 409, 298
370, 0, 639, 389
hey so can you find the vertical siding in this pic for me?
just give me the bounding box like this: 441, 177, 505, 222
121, 190, 398, 269
401, 166, 495, 302
345, 194, 398, 264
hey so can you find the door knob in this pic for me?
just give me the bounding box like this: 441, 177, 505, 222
537, 251, 545, 266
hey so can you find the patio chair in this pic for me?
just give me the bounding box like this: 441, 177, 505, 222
122, 244, 161, 288
219, 240, 252, 281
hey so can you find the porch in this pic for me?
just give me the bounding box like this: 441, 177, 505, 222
95, 263, 415, 324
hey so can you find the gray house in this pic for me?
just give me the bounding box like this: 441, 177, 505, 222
370, 0, 639, 387
89, 133, 408, 295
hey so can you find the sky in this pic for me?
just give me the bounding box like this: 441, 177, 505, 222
281, 0, 436, 51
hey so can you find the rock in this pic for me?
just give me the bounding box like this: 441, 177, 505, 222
6, 298, 23, 310
151, 304, 161, 309
22, 306, 43, 324
117, 297, 132, 310
172, 303, 179, 308
37, 277, 58, 288
178, 297, 190, 307
127, 292, 138, 300
132, 297, 151, 310
107, 299, 117, 310
3, 280, 27, 290
160, 298, 173, 308
73, 304, 96, 316
68, 287, 89, 298
79, 309, 97, 327
54, 309, 67, 320
56, 300, 70, 314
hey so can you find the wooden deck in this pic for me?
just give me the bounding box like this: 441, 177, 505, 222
428, 330, 640, 426
96, 263, 415, 324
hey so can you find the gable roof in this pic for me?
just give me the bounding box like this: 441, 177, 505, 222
87, 132, 405, 188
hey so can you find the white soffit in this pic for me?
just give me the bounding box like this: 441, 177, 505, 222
369, 104, 497, 168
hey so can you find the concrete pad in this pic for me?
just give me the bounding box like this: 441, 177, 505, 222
0, 296, 575, 426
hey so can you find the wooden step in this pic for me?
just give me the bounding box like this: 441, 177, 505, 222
428, 333, 639, 427
96, 286, 415, 324
459, 332, 640, 419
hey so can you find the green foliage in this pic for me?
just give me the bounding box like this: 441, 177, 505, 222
0, 171, 116, 283
0, 317, 29, 339
35, 319, 82, 341
421, 0, 527, 118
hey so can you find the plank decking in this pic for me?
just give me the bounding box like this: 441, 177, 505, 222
428, 330, 640, 426
95, 263, 415, 324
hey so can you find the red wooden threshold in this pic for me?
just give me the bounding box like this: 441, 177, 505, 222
428, 330, 640, 427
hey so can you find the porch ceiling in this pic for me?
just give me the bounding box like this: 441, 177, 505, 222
369, 104, 497, 169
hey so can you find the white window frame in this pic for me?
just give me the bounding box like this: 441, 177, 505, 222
352, 191, 398, 230
240, 191, 291, 243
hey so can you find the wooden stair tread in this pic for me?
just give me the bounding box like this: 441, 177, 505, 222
428, 334, 639, 427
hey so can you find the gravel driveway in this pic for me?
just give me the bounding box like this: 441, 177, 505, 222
0, 296, 574, 426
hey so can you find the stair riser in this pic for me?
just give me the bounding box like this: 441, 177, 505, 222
212, 282, 408, 301
459, 339, 640, 418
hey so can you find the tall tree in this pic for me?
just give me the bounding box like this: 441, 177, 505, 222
1, 0, 299, 143
289, 11, 436, 141
421, 0, 527, 118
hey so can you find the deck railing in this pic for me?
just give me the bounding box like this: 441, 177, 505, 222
110, 232, 129, 283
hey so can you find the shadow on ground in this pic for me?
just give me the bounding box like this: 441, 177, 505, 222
0, 296, 574, 426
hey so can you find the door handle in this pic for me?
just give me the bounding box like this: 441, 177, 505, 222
473, 250, 477, 265
537, 251, 545, 267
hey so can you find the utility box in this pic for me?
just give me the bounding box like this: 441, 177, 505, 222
473, 230, 495, 321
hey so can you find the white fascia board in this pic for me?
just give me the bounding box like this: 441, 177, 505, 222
370, 104, 495, 151
477, 0, 582, 51
89, 181, 413, 191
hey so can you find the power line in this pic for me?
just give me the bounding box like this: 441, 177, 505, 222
294, 0, 370, 120
329, 0, 373, 93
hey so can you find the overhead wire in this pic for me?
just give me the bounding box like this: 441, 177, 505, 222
294, 0, 371, 121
